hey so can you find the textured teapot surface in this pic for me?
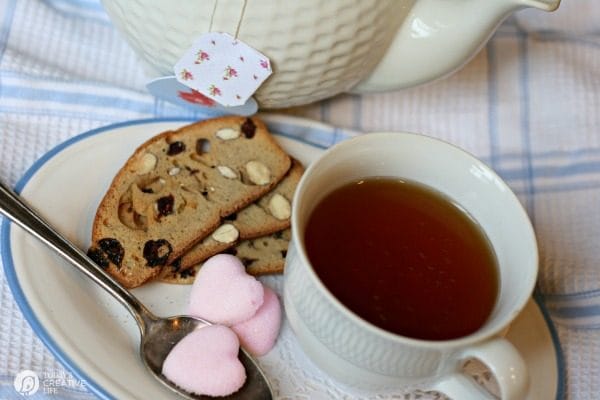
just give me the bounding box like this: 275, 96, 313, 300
102, 0, 560, 109
102, 0, 406, 108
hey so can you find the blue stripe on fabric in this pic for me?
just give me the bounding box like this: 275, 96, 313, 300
504, 17, 600, 40
568, 322, 600, 330
1, 85, 154, 112
0, 103, 205, 122
529, 159, 600, 178
50, 0, 105, 12
496, 159, 600, 180
42, 11, 110, 27
515, 180, 600, 195
486, 40, 500, 170
493, 29, 600, 44
499, 146, 600, 161
41, 0, 111, 25
534, 32, 600, 48
0, 70, 148, 93
0, 105, 151, 123
518, 30, 536, 222
536, 27, 600, 42
552, 304, 600, 319
545, 288, 600, 301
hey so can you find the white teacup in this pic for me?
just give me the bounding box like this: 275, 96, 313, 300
283, 132, 538, 399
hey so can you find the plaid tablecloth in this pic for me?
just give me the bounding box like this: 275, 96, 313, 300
0, 1, 598, 398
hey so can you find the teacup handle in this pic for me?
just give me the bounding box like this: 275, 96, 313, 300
431, 337, 529, 400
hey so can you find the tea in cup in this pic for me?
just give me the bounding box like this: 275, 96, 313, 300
283, 132, 538, 399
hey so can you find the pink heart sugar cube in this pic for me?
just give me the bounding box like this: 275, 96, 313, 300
162, 325, 246, 397
232, 285, 282, 356
187, 254, 264, 325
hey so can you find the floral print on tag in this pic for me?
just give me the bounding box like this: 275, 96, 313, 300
174, 32, 272, 106
195, 50, 210, 64
180, 69, 193, 81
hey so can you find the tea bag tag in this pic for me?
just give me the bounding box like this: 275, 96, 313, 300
146, 76, 258, 116
147, 32, 270, 115
175, 32, 271, 105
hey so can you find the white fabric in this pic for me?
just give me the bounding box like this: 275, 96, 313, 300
0, 0, 598, 398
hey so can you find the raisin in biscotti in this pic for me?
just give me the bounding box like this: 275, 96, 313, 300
171, 159, 303, 272
160, 229, 291, 284
87, 116, 291, 288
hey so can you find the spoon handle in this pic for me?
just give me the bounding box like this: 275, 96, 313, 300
0, 181, 153, 331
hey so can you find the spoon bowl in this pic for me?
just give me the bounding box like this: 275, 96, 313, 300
141, 315, 272, 399
0, 181, 273, 400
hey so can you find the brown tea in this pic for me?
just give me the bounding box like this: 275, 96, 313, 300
304, 177, 499, 341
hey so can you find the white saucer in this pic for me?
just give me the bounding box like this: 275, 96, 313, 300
1, 117, 564, 399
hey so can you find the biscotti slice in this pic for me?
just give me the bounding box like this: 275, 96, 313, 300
158, 261, 199, 285
174, 159, 303, 271
87, 116, 291, 288
160, 229, 291, 284
236, 228, 291, 275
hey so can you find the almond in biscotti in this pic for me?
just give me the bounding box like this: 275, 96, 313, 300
168, 159, 304, 273
211, 224, 239, 243
88, 116, 291, 288
268, 193, 291, 220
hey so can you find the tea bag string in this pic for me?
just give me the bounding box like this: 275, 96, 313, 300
234, 0, 248, 39
208, 0, 218, 32
208, 0, 248, 39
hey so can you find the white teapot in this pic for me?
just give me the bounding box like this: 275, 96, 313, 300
102, 0, 560, 109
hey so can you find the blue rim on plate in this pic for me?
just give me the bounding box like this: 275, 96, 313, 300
1, 117, 565, 400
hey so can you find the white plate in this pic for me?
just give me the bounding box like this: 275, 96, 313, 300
2, 117, 564, 399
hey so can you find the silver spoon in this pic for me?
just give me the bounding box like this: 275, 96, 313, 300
0, 181, 273, 400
